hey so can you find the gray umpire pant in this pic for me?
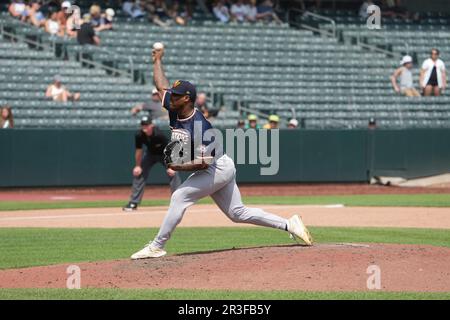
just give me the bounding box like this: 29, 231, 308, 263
130, 152, 182, 204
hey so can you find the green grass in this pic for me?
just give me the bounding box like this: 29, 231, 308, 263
0, 227, 449, 270
1, 194, 449, 211
0, 288, 449, 300
1, 227, 450, 300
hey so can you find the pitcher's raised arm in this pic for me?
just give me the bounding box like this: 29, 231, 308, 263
152, 48, 170, 101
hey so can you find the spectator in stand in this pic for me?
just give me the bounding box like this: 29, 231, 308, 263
45, 11, 64, 37
297, 0, 322, 11
245, 0, 257, 22
26, 1, 46, 28
213, 0, 231, 23
390, 55, 420, 97
44, 0, 61, 12
65, 5, 80, 38
256, 0, 282, 24
131, 88, 168, 119
182, 0, 195, 23
154, 0, 173, 25
122, 0, 146, 19
195, 92, 211, 119
288, 118, 298, 129
237, 119, 245, 129
1, 106, 14, 129
246, 114, 260, 129
358, 0, 374, 20
263, 114, 279, 129
55, 1, 72, 34
95, 8, 115, 32
231, 0, 248, 22
77, 14, 100, 45
144, 0, 172, 28
168, 1, 187, 26
89, 4, 103, 28
8, 0, 27, 20
420, 49, 447, 96
45, 75, 80, 102
380, 0, 412, 20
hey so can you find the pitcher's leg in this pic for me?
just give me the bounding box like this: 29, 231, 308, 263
169, 172, 182, 193
211, 178, 288, 231
151, 168, 226, 249
150, 188, 193, 249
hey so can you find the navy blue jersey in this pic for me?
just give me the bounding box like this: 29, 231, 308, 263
162, 91, 219, 161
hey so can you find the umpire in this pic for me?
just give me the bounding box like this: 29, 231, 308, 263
123, 116, 181, 211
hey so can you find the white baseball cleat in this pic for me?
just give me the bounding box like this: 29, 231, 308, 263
287, 215, 313, 246
131, 244, 167, 260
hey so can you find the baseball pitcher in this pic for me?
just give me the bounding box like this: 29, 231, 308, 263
131, 46, 313, 259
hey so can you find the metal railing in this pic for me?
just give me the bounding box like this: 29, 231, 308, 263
0, 16, 135, 82
286, 8, 407, 60
354, 32, 404, 59
72, 44, 135, 81
236, 90, 290, 127
288, 9, 337, 38
0, 22, 52, 51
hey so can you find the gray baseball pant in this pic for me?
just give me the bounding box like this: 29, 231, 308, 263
151, 154, 288, 249
130, 153, 181, 204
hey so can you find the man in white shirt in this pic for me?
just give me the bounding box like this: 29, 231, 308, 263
122, 0, 145, 18
420, 48, 447, 96
213, 0, 230, 23
359, 0, 374, 19
230, 0, 247, 22
244, 0, 257, 22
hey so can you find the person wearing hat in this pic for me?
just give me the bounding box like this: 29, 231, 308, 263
45, 75, 80, 102
130, 45, 312, 259
123, 116, 181, 212
368, 117, 377, 130
95, 8, 115, 32
246, 114, 260, 129
391, 55, 420, 97
131, 87, 167, 119
56, 1, 72, 32
288, 118, 298, 129
263, 114, 279, 129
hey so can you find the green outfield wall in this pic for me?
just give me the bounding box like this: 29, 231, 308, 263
0, 129, 449, 187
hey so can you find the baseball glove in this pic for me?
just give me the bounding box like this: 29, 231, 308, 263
163, 140, 184, 166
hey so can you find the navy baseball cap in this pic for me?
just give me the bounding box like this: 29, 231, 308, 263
167, 80, 197, 102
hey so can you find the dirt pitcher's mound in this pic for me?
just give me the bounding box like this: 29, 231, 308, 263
1, 243, 450, 292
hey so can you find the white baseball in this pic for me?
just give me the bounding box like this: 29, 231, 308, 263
153, 42, 164, 50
